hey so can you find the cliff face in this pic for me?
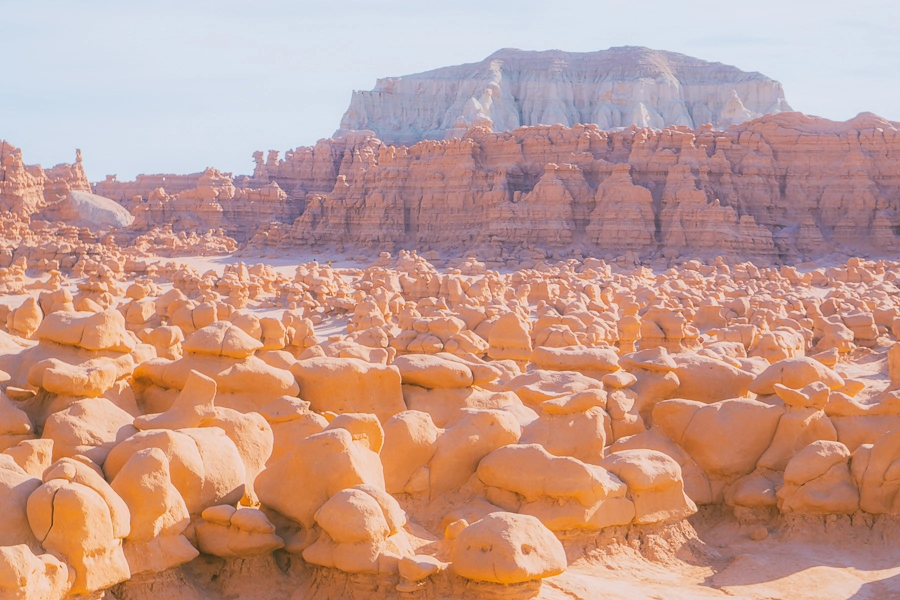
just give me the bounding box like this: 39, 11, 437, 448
239, 111, 900, 262
118, 168, 299, 238
0, 142, 92, 216
338, 47, 792, 145
90, 111, 900, 262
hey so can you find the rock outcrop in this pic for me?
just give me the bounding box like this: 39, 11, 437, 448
337, 47, 792, 144
0, 143, 92, 218
39, 190, 134, 229
0, 241, 899, 598
244, 112, 900, 260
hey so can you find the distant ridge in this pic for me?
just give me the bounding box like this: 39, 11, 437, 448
338, 46, 792, 144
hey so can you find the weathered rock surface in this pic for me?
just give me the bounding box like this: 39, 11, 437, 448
87, 110, 899, 261
338, 47, 791, 144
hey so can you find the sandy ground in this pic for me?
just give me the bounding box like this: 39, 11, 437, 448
116, 512, 900, 600
538, 511, 900, 600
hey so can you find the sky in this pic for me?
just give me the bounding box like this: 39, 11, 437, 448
1, 0, 897, 180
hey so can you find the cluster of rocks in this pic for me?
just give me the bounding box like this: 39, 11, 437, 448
0, 250, 900, 597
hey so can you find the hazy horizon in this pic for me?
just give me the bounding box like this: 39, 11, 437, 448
2, 0, 897, 181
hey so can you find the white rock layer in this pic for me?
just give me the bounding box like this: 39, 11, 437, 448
338, 47, 792, 144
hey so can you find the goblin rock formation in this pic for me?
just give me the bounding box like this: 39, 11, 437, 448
0, 251, 899, 598
338, 47, 792, 144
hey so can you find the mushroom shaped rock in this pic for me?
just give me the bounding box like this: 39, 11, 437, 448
182, 321, 263, 358
8, 297, 43, 338
109, 448, 198, 574
201, 407, 273, 505
435, 352, 503, 387
756, 382, 837, 472
813, 316, 856, 354
302, 485, 410, 574
520, 403, 609, 464
599, 449, 697, 524
402, 385, 522, 429
487, 313, 533, 361
477, 444, 634, 530
258, 396, 328, 464
450, 512, 566, 584
325, 412, 385, 454
290, 357, 405, 422
141, 326, 184, 361
0, 391, 35, 452
654, 398, 784, 484
176, 427, 248, 510
777, 440, 858, 514
529, 346, 620, 378
27, 357, 119, 398
619, 347, 681, 421
3, 439, 53, 478
774, 381, 831, 410
134, 348, 299, 415
750, 328, 806, 364
605, 389, 646, 441
398, 554, 449, 585
852, 428, 900, 514
503, 370, 603, 408
620, 346, 678, 372
40, 458, 131, 537
35, 310, 135, 353
670, 353, 754, 403
256, 428, 385, 528
104, 428, 245, 515
610, 427, 713, 506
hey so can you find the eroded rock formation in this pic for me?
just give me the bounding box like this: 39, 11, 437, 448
0, 250, 899, 598
338, 47, 792, 144
249, 112, 900, 261
24, 110, 885, 263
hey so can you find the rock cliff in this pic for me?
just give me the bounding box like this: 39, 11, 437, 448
241, 111, 900, 262
0, 143, 91, 217
338, 47, 792, 145
0, 143, 128, 231
87, 111, 900, 262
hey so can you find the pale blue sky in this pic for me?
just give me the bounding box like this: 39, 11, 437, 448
1, 0, 897, 180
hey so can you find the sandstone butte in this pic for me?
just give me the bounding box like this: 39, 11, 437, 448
338, 47, 793, 144
2, 48, 900, 600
